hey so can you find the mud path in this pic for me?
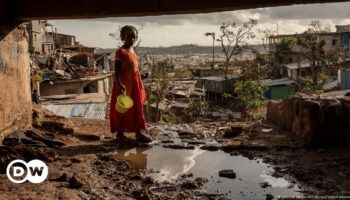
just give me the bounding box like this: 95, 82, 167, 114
0, 105, 349, 199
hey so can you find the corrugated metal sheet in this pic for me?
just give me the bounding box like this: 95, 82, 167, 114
284, 63, 310, 70
71, 104, 88, 117
323, 80, 338, 91
43, 102, 107, 120
270, 85, 295, 100
85, 103, 107, 119
172, 102, 189, 109
339, 69, 350, 90
56, 104, 76, 117
260, 78, 296, 87
199, 75, 241, 82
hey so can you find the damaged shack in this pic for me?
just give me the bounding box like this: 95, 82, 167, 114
195, 75, 242, 104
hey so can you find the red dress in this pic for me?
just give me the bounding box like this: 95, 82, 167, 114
110, 48, 147, 133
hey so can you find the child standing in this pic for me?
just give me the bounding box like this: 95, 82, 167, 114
32, 89, 40, 104
110, 25, 152, 143
32, 71, 41, 95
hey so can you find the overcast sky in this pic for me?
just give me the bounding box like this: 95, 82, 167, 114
49, 2, 350, 48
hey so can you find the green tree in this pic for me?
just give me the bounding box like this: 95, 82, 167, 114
245, 28, 275, 81
174, 68, 192, 79
273, 37, 296, 78
296, 20, 331, 90
257, 28, 276, 69
188, 99, 209, 116
234, 80, 265, 111
146, 56, 170, 122
247, 48, 269, 80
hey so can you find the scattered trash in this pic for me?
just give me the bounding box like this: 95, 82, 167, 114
262, 128, 273, 133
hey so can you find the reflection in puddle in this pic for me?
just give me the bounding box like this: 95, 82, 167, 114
260, 174, 291, 188
113, 146, 302, 199
114, 146, 204, 182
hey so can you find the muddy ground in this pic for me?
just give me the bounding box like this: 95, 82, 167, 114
0, 105, 349, 200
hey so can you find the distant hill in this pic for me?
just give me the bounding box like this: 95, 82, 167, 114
96, 44, 265, 55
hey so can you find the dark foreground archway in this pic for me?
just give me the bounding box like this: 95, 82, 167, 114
1, 0, 350, 21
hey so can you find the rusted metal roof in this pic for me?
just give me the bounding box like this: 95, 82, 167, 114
260, 78, 296, 87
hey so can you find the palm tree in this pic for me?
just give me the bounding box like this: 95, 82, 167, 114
205, 32, 215, 69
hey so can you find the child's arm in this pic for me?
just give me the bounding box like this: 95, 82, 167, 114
115, 60, 126, 92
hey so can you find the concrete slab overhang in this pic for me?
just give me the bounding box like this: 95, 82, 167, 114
1, 0, 350, 21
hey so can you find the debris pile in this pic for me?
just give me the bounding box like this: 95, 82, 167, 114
31, 49, 111, 83
267, 94, 350, 145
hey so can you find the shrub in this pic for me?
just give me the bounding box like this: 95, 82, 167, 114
234, 80, 265, 110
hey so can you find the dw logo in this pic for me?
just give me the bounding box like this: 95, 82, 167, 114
6, 159, 48, 184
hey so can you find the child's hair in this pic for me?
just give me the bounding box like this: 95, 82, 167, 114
120, 25, 138, 41
33, 89, 37, 93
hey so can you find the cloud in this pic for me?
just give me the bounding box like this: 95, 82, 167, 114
257, 3, 350, 21
49, 2, 350, 47
81, 2, 350, 27
88, 12, 245, 26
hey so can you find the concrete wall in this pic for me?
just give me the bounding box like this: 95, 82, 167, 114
41, 76, 113, 96
0, 26, 32, 142
196, 77, 239, 94
319, 34, 341, 51
98, 80, 104, 93
56, 33, 76, 47
41, 81, 86, 96
98, 78, 113, 94
103, 78, 111, 93
28, 20, 44, 54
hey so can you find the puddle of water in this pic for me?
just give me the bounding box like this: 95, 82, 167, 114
260, 174, 291, 188
113, 146, 302, 199
114, 146, 203, 181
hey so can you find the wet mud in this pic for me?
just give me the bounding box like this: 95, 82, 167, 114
0, 106, 349, 199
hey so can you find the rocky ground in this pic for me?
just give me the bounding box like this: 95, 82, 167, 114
0, 104, 349, 200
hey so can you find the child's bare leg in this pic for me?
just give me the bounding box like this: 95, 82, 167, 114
135, 131, 153, 143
